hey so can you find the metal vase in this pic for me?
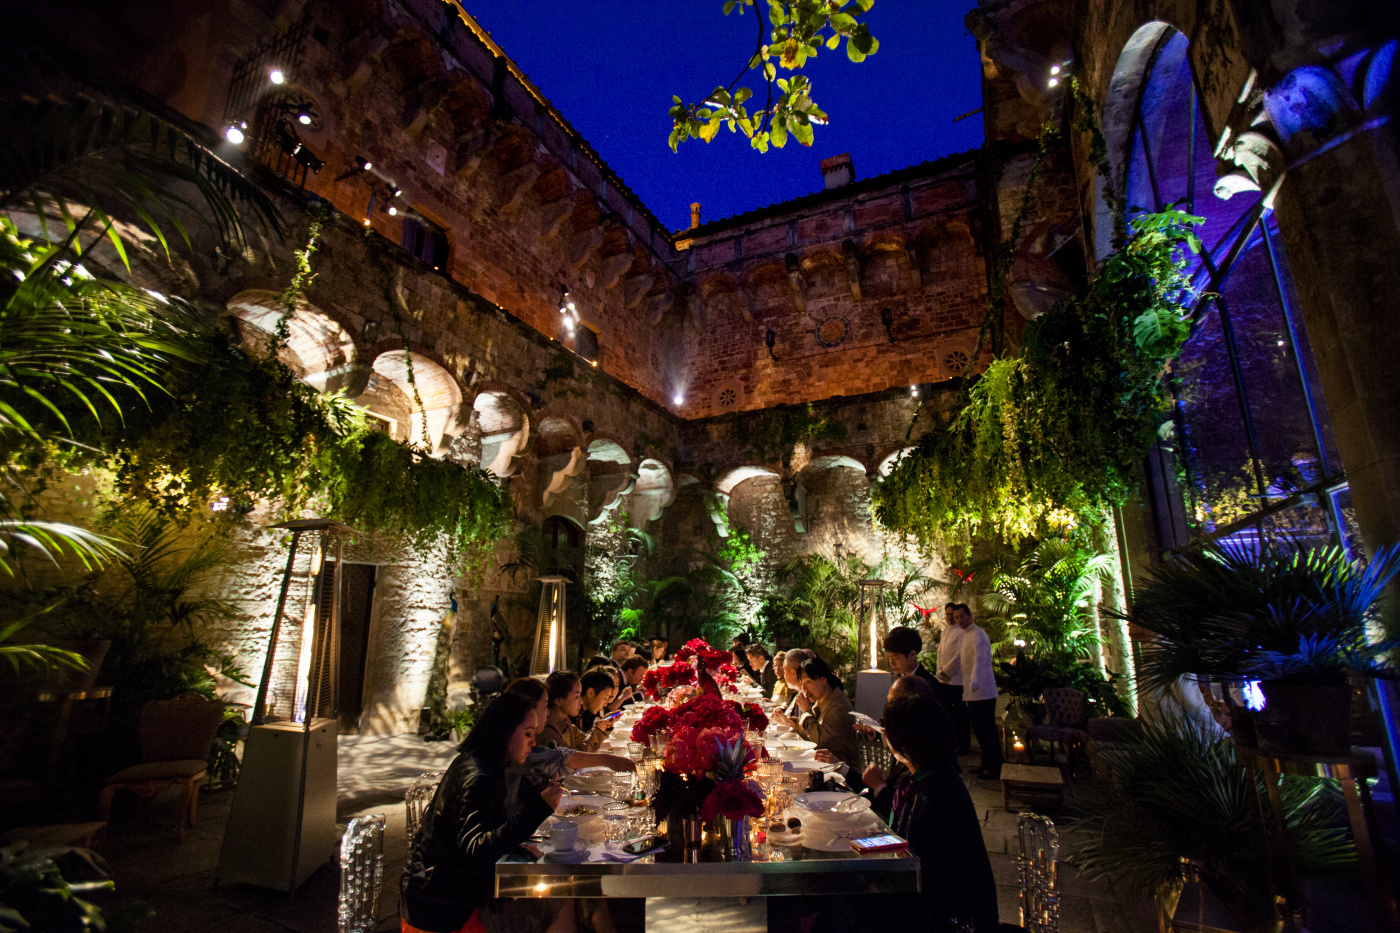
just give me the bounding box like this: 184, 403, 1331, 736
719, 816, 752, 862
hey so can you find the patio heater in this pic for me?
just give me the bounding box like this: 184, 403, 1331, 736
217, 518, 353, 893
853, 579, 892, 719
529, 576, 569, 675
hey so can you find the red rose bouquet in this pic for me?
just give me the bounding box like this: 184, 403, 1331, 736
701, 778, 765, 822
630, 705, 673, 744
730, 701, 768, 732
669, 693, 743, 734
642, 661, 697, 699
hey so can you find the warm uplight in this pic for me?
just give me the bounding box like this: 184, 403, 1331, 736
225, 125, 245, 145
270, 68, 285, 84
534, 882, 549, 895
910, 385, 919, 397
363, 218, 372, 226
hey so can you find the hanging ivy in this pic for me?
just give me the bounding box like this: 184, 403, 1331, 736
873, 206, 1201, 550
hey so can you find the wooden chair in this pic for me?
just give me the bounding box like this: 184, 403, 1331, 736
1027, 688, 1088, 773
99, 695, 224, 839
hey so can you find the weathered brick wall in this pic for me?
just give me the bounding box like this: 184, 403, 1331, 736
673, 158, 994, 419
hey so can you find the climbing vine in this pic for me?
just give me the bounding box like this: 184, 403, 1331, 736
873, 80, 1201, 551
731, 402, 848, 465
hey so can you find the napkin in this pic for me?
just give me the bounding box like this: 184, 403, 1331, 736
852, 712, 883, 731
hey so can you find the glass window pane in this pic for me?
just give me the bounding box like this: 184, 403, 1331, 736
1328, 484, 1363, 558
1191, 106, 1256, 262
1136, 32, 1192, 210
1214, 232, 1327, 501
1258, 500, 1335, 551
1173, 301, 1257, 532
1263, 216, 1342, 471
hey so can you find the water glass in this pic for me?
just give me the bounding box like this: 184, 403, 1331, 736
610, 772, 635, 801
603, 802, 630, 850
627, 742, 646, 762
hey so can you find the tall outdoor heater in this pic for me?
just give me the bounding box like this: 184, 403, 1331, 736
529, 576, 569, 675
217, 518, 353, 892
853, 579, 892, 719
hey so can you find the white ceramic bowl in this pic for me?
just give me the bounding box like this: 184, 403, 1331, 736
774, 746, 815, 761
794, 792, 872, 825
554, 793, 612, 819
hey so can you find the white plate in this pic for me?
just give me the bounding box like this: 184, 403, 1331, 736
554, 793, 612, 818
794, 792, 872, 824
774, 746, 815, 761
772, 737, 815, 750
782, 760, 828, 774
572, 766, 614, 778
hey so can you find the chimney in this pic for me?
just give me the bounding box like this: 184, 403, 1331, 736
820, 153, 854, 189
690, 202, 702, 229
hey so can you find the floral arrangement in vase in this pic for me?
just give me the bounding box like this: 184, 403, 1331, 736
641, 637, 739, 700
648, 691, 764, 839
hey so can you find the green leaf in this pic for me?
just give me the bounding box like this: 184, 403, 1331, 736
771, 121, 788, 148
826, 33, 841, 49
830, 12, 857, 31
791, 119, 814, 146
699, 118, 722, 143
723, 0, 737, 13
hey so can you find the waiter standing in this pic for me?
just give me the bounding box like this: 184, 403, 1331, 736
935, 603, 970, 756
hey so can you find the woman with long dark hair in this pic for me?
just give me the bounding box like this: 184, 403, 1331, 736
401, 692, 569, 933
883, 692, 999, 932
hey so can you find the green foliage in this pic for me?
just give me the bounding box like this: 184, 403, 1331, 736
1125, 539, 1400, 692
668, 0, 876, 154
1066, 712, 1353, 923
995, 651, 1129, 717
0, 842, 151, 933
730, 403, 847, 465
873, 207, 1202, 550
982, 539, 1114, 664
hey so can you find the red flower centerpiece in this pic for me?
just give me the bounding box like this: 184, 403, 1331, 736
630, 705, 673, 745
702, 778, 765, 822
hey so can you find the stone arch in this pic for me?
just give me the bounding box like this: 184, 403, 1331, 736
367, 349, 464, 454
586, 437, 635, 525
725, 469, 798, 563
742, 261, 792, 320
796, 455, 874, 555
629, 459, 676, 528
226, 289, 362, 393
536, 414, 587, 514
875, 447, 915, 478
1095, 21, 1176, 260
473, 387, 530, 478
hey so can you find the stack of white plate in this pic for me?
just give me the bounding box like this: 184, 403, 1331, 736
791, 792, 881, 851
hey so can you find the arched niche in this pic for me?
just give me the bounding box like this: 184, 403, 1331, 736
473, 390, 529, 478
876, 448, 914, 478
629, 459, 676, 528
366, 350, 463, 455
536, 415, 586, 514
586, 438, 634, 525
227, 290, 363, 396
796, 455, 873, 546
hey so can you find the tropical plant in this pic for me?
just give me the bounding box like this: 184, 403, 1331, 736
994, 651, 1129, 716
1066, 712, 1354, 925
982, 539, 1114, 664
1124, 538, 1400, 692
0, 618, 86, 676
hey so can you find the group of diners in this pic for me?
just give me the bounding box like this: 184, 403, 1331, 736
401, 611, 1002, 933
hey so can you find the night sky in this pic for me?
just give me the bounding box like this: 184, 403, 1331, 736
465, 2, 984, 233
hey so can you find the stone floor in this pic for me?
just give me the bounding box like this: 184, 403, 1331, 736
80, 736, 1159, 932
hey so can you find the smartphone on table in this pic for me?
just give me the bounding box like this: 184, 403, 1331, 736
849, 834, 909, 854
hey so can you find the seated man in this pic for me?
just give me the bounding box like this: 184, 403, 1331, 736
745, 643, 777, 698
618, 656, 648, 706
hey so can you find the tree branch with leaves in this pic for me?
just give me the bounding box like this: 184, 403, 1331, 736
668, 0, 878, 153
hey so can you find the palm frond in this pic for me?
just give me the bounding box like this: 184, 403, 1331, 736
0, 518, 124, 576
0, 98, 282, 258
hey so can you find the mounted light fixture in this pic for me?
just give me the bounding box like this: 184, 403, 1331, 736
765, 328, 778, 362
269, 68, 285, 85
387, 206, 397, 216
355, 156, 373, 172
224, 124, 246, 145
880, 306, 894, 341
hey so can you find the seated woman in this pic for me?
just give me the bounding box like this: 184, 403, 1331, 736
537, 671, 612, 751
400, 692, 567, 933
883, 692, 999, 932
504, 678, 634, 785
793, 656, 861, 770
861, 675, 956, 817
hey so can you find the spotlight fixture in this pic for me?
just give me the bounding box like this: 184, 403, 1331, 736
390, 186, 402, 198
910, 384, 919, 398
224, 124, 245, 145
673, 393, 684, 405
355, 156, 373, 171
1048, 77, 1059, 88
1050, 65, 1061, 76
765, 328, 778, 362
270, 68, 285, 85
298, 112, 312, 125
387, 206, 397, 216
880, 306, 894, 341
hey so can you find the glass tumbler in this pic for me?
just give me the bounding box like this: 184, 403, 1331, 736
610, 772, 635, 801
603, 802, 631, 850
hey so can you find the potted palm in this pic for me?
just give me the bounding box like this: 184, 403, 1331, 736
1126, 539, 1400, 755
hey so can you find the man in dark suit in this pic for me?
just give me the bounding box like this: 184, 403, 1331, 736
882, 626, 936, 685
744, 644, 778, 699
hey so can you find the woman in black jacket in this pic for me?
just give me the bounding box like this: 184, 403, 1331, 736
401, 692, 565, 933
883, 693, 1000, 933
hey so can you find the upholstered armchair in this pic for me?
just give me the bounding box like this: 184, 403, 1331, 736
99, 695, 224, 838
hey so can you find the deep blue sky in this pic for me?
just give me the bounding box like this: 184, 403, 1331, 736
466, 2, 984, 232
